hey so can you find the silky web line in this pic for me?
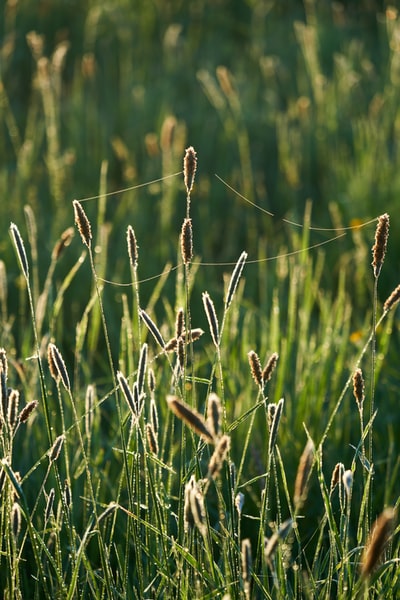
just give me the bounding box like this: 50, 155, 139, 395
73, 170, 377, 287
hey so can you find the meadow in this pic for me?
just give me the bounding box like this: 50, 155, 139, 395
0, 0, 400, 598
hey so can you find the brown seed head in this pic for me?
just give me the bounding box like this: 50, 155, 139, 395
19, 400, 38, 424
330, 462, 344, 494
207, 434, 230, 480
175, 308, 185, 338
183, 146, 197, 195
262, 353, 279, 384
361, 507, 397, 578
73, 200, 92, 248
52, 227, 74, 260
248, 351, 263, 388
127, 225, 138, 270
48, 343, 70, 392
181, 218, 193, 265
294, 439, 314, 508
146, 422, 159, 455
207, 392, 222, 440
383, 284, 400, 313
353, 368, 365, 411
167, 395, 214, 444
49, 434, 65, 463
371, 213, 389, 278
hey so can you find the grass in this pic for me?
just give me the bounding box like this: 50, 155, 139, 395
1, 151, 399, 598
1, 1, 400, 598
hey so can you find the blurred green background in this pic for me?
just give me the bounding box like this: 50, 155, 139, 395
1, 0, 400, 344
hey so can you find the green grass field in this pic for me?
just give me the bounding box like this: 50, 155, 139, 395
0, 1, 399, 598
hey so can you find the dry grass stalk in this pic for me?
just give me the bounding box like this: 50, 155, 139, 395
202, 292, 219, 348
181, 218, 193, 265
330, 462, 344, 494
361, 507, 397, 578
225, 251, 247, 309
241, 538, 252, 599
139, 309, 165, 349
117, 371, 136, 416
9, 222, 29, 279
371, 213, 389, 278
383, 284, 400, 312
248, 350, 263, 388
49, 434, 65, 463
262, 353, 279, 384
268, 398, 284, 455
45, 488, 55, 521
207, 434, 230, 480
73, 200, 92, 248
294, 439, 314, 508
353, 368, 365, 411
126, 225, 138, 270
18, 400, 38, 424
167, 395, 214, 444
183, 146, 197, 195
264, 518, 294, 563
52, 227, 74, 261
146, 423, 159, 455
48, 343, 71, 392
207, 392, 222, 439
137, 343, 148, 396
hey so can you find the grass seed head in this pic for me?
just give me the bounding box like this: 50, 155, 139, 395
7, 389, 20, 431
361, 507, 397, 578
18, 400, 38, 424
48, 343, 71, 392
207, 392, 222, 440
225, 251, 247, 309
10, 222, 29, 280
127, 225, 138, 270
248, 350, 263, 388
268, 398, 284, 455
371, 213, 389, 278
73, 200, 92, 248
383, 283, 400, 312
146, 422, 159, 455
207, 434, 230, 479
330, 462, 344, 494
183, 146, 197, 195
181, 218, 193, 265
49, 434, 65, 463
202, 292, 220, 348
294, 439, 314, 508
117, 371, 137, 416
262, 352, 279, 384
353, 368, 365, 411
52, 227, 74, 261
139, 309, 165, 349
167, 395, 214, 444
241, 538, 252, 598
